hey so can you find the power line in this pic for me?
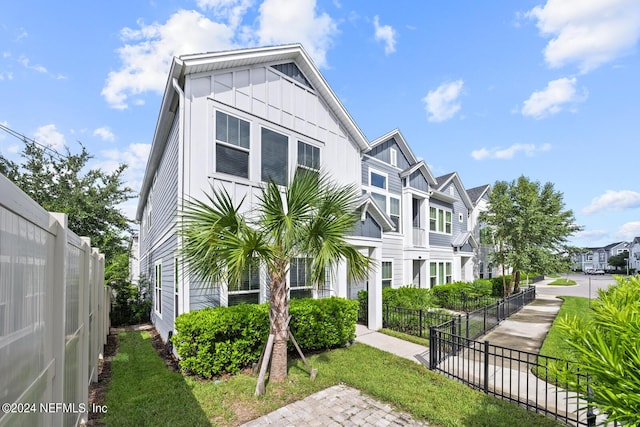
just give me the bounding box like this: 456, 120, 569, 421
0, 123, 69, 160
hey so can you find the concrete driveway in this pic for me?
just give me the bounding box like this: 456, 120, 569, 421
533, 273, 618, 298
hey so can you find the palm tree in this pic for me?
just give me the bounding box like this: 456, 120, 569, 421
180, 170, 371, 386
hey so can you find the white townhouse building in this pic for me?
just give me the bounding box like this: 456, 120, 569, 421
136, 44, 489, 343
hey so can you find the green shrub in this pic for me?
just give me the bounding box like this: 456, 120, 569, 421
289, 297, 358, 351
358, 286, 432, 310
172, 304, 269, 378
172, 297, 358, 378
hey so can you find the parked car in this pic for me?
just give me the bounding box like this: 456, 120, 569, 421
592, 269, 605, 275
584, 269, 594, 275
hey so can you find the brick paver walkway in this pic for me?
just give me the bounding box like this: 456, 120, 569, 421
240, 384, 428, 426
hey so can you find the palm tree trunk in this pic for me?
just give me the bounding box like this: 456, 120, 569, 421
268, 260, 289, 382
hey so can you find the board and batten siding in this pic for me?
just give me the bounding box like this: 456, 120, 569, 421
409, 170, 429, 192
441, 182, 470, 237
351, 212, 382, 239
184, 64, 361, 192
368, 138, 410, 170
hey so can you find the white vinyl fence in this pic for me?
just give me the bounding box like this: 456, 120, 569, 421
0, 173, 110, 427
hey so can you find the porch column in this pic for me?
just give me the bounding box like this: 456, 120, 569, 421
334, 260, 348, 298
367, 245, 382, 330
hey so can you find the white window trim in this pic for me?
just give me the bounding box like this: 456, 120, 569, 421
297, 140, 321, 173
381, 259, 393, 288
429, 207, 453, 235
154, 260, 163, 318
214, 110, 251, 179
369, 168, 388, 191
260, 125, 290, 186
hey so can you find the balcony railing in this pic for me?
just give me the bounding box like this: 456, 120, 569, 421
412, 227, 426, 247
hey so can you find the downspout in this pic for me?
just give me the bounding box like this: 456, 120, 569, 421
172, 77, 186, 317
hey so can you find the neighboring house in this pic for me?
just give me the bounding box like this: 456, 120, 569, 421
571, 241, 630, 271
629, 236, 640, 273
136, 44, 492, 342
466, 184, 500, 279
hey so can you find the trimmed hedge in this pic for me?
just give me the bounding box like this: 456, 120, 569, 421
431, 280, 493, 308
358, 286, 432, 310
172, 297, 358, 378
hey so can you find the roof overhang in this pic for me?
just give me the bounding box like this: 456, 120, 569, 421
356, 195, 395, 232
400, 160, 437, 186
369, 129, 417, 164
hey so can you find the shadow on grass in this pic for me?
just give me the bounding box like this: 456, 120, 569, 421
101, 331, 211, 427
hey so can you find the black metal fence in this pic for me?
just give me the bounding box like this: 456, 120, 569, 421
359, 286, 536, 341
428, 328, 597, 426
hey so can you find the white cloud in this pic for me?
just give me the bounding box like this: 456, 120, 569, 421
34, 124, 66, 150
102, 0, 339, 109
583, 190, 640, 214
615, 221, 640, 240
471, 143, 552, 160
256, 0, 338, 68
19, 56, 47, 74
521, 77, 585, 118
93, 126, 116, 142
526, 0, 640, 73
422, 80, 464, 122
574, 229, 609, 239
373, 15, 396, 54
102, 10, 238, 109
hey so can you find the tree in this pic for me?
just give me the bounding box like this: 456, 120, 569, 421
479, 176, 581, 295
557, 275, 640, 424
180, 170, 370, 388
0, 140, 135, 282
608, 251, 629, 271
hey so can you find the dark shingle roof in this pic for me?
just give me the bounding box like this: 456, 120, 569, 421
466, 184, 490, 206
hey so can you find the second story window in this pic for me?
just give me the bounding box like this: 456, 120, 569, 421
215, 111, 250, 179
297, 141, 320, 175
429, 207, 452, 234
261, 128, 288, 185
370, 171, 387, 189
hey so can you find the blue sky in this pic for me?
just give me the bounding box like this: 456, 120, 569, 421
1, 0, 639, 248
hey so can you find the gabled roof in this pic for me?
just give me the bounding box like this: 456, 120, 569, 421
432, 172, 474, 210
356, 194, 395, 232
466, 184, 491, 206
368, 129, 417, 164
400, 160, 437, 187
452, 231, 478, 250
137, 44, 370, 220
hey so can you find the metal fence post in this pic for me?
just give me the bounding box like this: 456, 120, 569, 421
419, 309, 423, 338
484, 340, 490, 394
466, 312, 470, 339
429, 326, 436, 369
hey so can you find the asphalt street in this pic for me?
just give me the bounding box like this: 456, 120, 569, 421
534, 272, 620, 298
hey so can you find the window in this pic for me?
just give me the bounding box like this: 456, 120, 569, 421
390, 197, 400, 231
261, 128, 288, 185
412, 198, 421, 228
297, 141, 320, 174
216, 111, 250, 178
154, 261, 162, 315
370, 171, 387, 189
382, 261, 392, 288
390, 148, 397, 167
430, 207, 437, 231
430, 262, 437, 287
229, 262, 261, 306
430, 261, 452, 286
429, 207, 452, 234
290, 258, 313, 299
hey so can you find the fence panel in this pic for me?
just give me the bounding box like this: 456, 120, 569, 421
429, 328, 596, 426
0, 174, 109, 427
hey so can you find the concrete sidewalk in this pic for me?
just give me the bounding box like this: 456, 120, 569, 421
354, 324, 429, 364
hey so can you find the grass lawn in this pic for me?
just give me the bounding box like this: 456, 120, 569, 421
547, 278, 577, 286
101, 330, 562, 427
539, 296, 593, 361
536, 296, 593, 385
